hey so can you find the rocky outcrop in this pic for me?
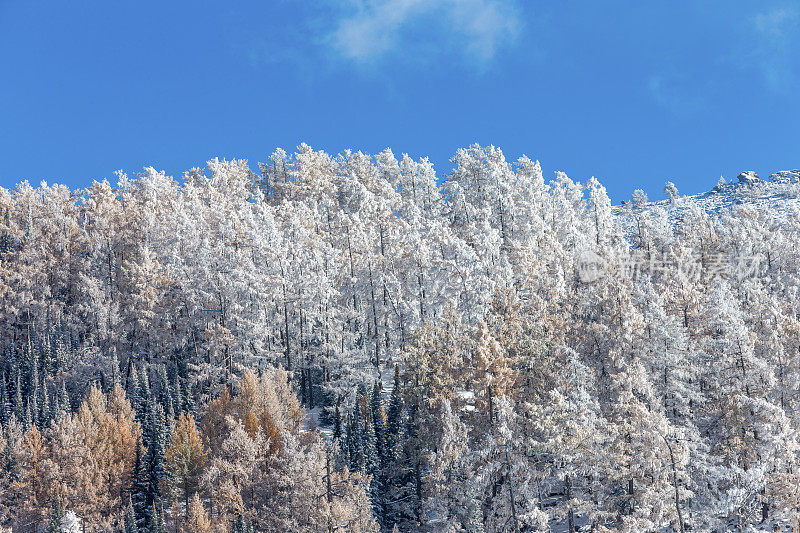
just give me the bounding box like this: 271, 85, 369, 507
737, 171, 762, 186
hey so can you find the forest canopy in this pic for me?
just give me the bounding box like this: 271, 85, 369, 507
1, 144, 800, 532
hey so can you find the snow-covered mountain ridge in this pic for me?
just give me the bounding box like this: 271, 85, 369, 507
613, 170, 800, 232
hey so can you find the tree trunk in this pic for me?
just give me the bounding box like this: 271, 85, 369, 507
368, 261, 380, 368
308, 368, 314, 409
282, 289, 291, 372
662, 435, 685, 533
327, 448, 334, 533
566, 475, 575, 533
505, 447, 519, 533
415, 459, 423, 525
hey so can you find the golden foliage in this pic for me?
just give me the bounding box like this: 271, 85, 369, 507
165, 412, 208, 519
75, 384, 141, 526
185, 492, 212, 533
259, 408, 282, 457
13, 425, 50, 523
243, 410, 259, 439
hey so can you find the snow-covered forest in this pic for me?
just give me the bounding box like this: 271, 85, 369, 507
2, 144, 800, 532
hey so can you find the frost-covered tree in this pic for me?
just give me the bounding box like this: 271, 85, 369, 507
664, 180, 679, 202
631, 188, 648, 208
3, 145, 800, 531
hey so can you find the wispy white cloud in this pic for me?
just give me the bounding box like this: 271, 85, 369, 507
754, 6, 798, 38
647, 74, 674, 109
750, 6, 800, 90
647, 71, 705, 115
328, 0, 522, 67
648, 4, 800, 110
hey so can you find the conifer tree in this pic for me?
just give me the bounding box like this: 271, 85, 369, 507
333, 401, 342, 442
24, 400, 33, 430
149, 503, 167, 533
357, 384, 378, 477
47, 496, 65, 533
109, 352, 121, 391
371, 381, 385, 464
375, 364, 411, 529
73, 384, 141, 527
14, 424, 49, 527
13, 373, 23, 423
127, 369, 141, 421
185, 492, 211, 533
57, 382, 69, 415
28, 354, 39, 427
146, 403, 167, 523
48, 382, 60, 422
1, 428, 19, 491
231, 513, 254, 533
132, 365, 151, 427
384, 365, 403, 467
124, 497, 138, 533
156, 364, 173, 422
130, 438, 148, 530
0, 373, 9, 428
348, 407, 364, 473
465, 484, 486, 533
164, 412, 207, 517
171, 372, 183, 417
181, 377, 194, 414
38, 380, 50, 429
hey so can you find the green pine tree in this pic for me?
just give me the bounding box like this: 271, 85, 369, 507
48, 381, 59, 422
110, 353, 121, 390
0, 373, 9, 428
379, 366, 419, 530
131, 365, 151, 426
54, 338, 67, 375
13, 373, 23, 422
149, 503, 167, 533
465, 484, 486, 533
138, 365, 151, 407
47, 496, 65, 533
232, 513, 254, 533
146, 403, 168, 530
124, 496, 138, 533
40, 380, 51, 428
371, 380, 385, 464
385, 364, 404, 466
348, 404, 364, 473
157, 364, 174, 422
359, 386, 378, 476
180, 377, 194, 413
29, 353, 39, 426
332, 400, 342, 442
171, 372, 183, 416
57, 381, 70, 415
24, 400, 33, 430
127, 368, 141, 420
130, 438, 149, 530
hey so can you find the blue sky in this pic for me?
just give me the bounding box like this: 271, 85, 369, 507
1, 0, 799, 202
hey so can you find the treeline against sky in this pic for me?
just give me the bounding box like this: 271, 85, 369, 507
1, 144, 800, 531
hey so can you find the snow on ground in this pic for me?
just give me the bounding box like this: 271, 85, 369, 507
613, 171, 800, 237
305, 406, 334, 440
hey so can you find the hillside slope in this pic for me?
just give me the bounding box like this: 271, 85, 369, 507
614, 170, 800, 232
